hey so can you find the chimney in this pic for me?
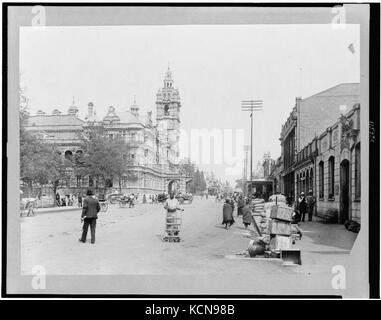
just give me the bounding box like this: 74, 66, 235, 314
88, 102, 94, 118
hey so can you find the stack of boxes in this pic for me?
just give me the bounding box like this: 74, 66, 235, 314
268, 203, 294, 254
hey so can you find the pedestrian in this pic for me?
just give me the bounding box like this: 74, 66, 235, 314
78, 193, 83, 207
143, 194, 147, 204
237, 196, 245, 216
306, 190, 315, 222
129, 193, 135, 208
79, 189, 100, 244
56, 193, 61, 206
294, 192, 307, 222
230, 198, 235, 214
164, 192, 183, 238
241, 199, 252, 229
222, 199, 235, 229
26, 200, 35, 217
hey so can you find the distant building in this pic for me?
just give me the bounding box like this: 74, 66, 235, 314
24, 67, 187, 196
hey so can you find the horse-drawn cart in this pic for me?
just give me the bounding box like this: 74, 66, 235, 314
119, 196, 130, 208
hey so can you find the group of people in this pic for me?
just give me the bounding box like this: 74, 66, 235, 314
221, 190, 316, 231
56, 193, 83, 207
293, 190, 316, 222
222, 195, 254, 230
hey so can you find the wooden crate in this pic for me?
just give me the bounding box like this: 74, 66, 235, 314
269, 220, 292, 236
269, 235, 292, 251
270, 204, 293, 222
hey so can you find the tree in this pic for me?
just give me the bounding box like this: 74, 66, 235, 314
75, 125, 133, 193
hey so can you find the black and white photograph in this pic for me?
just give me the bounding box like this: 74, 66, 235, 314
2, 3, 378, 300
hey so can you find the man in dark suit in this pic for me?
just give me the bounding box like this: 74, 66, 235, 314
79, 189, 100, 244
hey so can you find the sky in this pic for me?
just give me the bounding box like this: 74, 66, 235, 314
20, 24, 360, 186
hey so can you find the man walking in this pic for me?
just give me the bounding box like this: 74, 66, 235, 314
79, 189, 100, 244
306, 190, 315, 222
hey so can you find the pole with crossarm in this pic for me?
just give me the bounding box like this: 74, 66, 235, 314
241, 100, 263, 191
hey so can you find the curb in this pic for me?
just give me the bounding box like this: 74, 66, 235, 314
33, 207, 82, 215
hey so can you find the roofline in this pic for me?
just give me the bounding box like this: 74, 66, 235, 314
299, 82, 360, 102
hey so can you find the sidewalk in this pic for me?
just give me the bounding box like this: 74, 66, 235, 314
31, 206, 82, 215
292, 219, 358, 275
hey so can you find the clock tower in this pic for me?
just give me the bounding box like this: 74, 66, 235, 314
156, 66, 181, 164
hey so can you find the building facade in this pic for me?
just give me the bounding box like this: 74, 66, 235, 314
24, 68, 188, 197
278, 83, 360, 203
314, 104, 361, 224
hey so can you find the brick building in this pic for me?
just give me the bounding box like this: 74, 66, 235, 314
296, 83, 360, 151
278, 83, 360, 203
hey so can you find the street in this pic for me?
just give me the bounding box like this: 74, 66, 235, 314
21, 196, 357, 294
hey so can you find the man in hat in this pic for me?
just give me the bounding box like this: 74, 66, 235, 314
79, 189, 100, 244
294, 191, 307, 222
306, 190, 316, 222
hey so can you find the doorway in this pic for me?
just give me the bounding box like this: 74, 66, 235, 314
340, 160, 350, 224
168, 180, 179, 194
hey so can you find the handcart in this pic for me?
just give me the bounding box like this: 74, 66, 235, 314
162, 208, 184, 242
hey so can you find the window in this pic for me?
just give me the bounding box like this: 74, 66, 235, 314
319, 161, 324, 199
144, 149, 148, 157
164, 105, 170, 115
328, 156, 335, 198
89, 176, 94, 187
76, 175, 81, 188
355, 143, 361, 199
64, 150, 73, 161
309, 168, 314, 194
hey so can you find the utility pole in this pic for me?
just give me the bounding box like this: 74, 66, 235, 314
243, 145, 250, 196
241, 100, 263, 192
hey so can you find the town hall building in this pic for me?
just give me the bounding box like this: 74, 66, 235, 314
24, 67, 188, 197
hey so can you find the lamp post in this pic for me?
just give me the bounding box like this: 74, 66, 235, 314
241, 100, 263, 193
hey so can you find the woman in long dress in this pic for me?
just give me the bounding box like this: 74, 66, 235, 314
222, 199, 235, 229
241, 199, 252, 229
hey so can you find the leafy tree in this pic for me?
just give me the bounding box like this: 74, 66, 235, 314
75, 125, 134, 193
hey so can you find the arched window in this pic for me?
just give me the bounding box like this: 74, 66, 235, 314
355, 143, 361, 199
328, 156, 335, 198
64, 150, 73, 161
319, 161, 324, 199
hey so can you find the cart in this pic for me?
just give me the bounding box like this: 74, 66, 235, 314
119, 197, 130, 208
162, 208, 184, 242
